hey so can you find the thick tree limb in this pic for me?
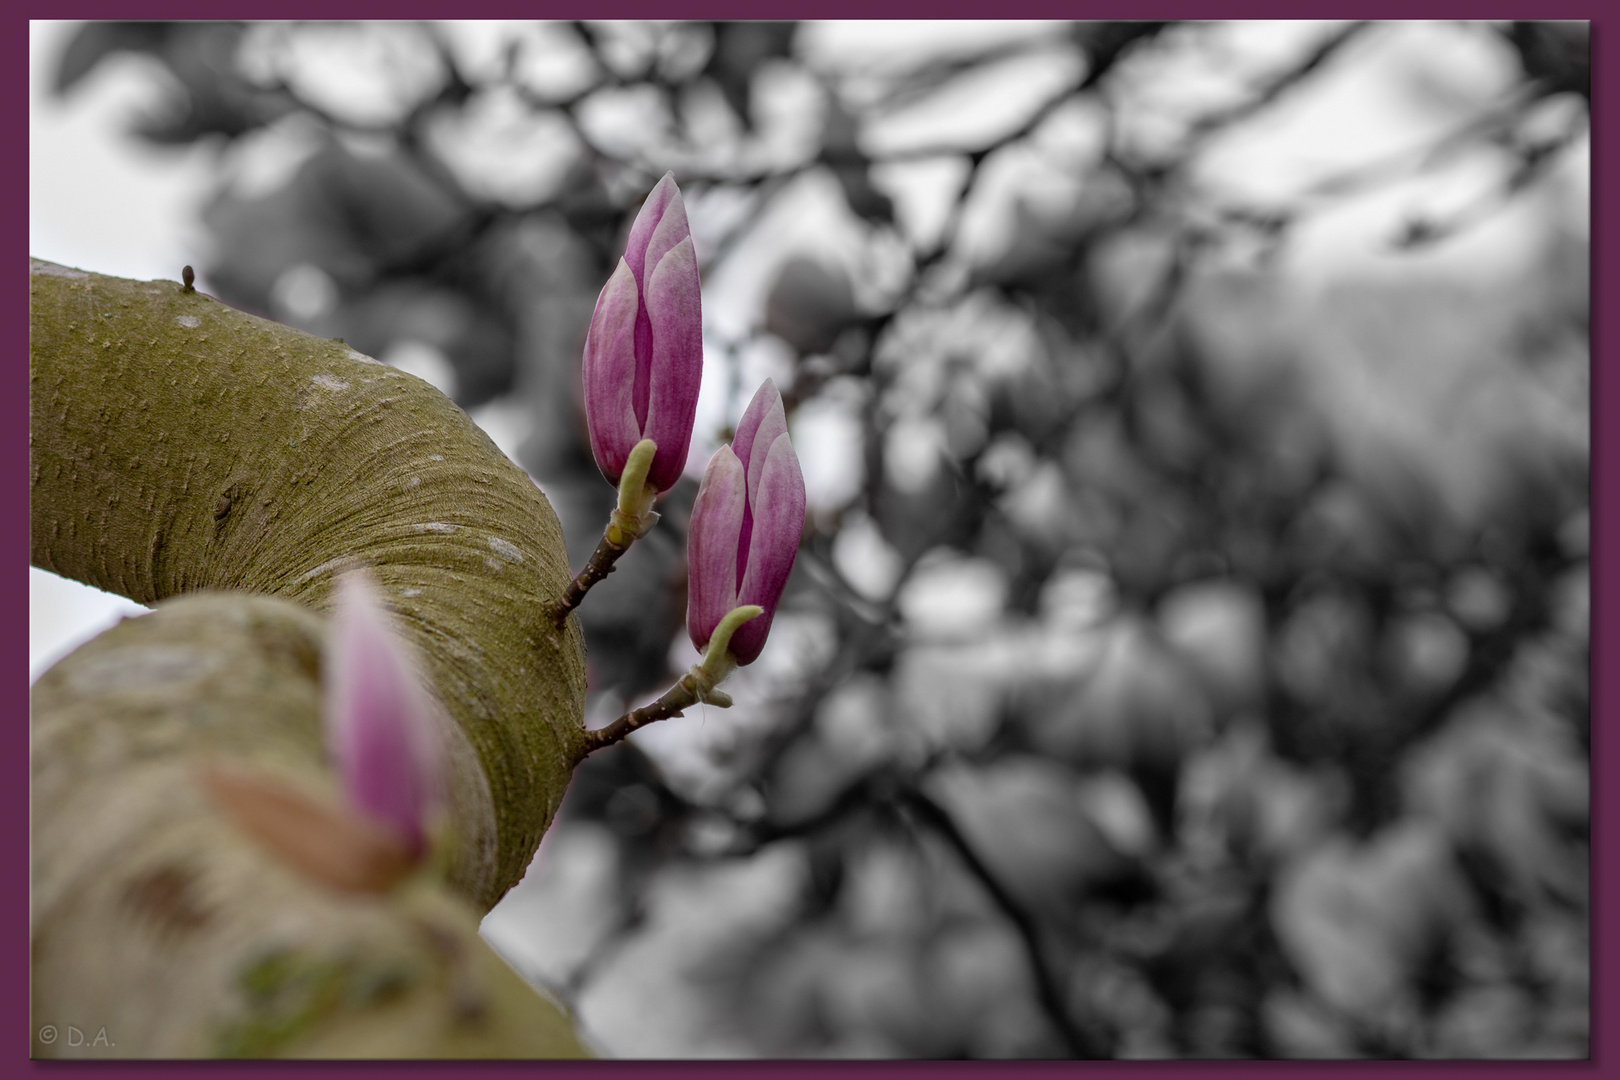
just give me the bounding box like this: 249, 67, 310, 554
31, 594, 590, 1058
29, 259, 594, 1056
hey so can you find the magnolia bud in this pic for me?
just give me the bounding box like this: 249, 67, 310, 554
687, 379, 806, 665
582, 171, 703, 494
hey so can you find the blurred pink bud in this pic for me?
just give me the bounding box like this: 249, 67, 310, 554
688, 379, 806, 665
582, 171, 703, 493
324, 572, 442, 855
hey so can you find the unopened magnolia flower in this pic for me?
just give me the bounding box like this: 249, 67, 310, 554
324, 571, 442, 856
582, 171, 703, 495
687, 379, 806, 666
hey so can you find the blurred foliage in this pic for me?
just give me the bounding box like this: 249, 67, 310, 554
56, 19, 1589, 1059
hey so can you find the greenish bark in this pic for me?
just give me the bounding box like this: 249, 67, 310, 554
31, 595, 590, 1058
30, 259, 594, 1057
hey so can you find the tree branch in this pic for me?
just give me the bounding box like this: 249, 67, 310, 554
30, 258, 596, 1056
898, 786, 1111, 1059
30, 257, 588, 907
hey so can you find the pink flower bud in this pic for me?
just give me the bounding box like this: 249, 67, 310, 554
582, 171, 703, 493
688, 379, 806, 665
324, 572, 442, 855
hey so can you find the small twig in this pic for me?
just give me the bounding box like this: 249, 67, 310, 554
553, 530, 632, 626
553, 442, 662, 626
582, 671, 704, 753
581, 607, 755, 754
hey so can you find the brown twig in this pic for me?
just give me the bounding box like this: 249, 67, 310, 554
552, 530, 632, 626
555, 447, 661, 627
581, 670, 707, 754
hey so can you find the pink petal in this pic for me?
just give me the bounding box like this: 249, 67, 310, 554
732, 433, 806, 664
641, 182, 691, 284
742, 385, 788, 506
730, 379, 787, 574
623, 172, 681, 289
642, 237, 704, 492
731, 379, 785, 494
686, 445, 746, 652
325, 573, 442, 853
581, 258, 643, 482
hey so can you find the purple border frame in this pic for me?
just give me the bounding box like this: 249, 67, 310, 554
15, 4, 1607, 1076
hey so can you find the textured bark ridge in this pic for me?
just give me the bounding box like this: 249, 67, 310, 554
30, 259, 592, 1057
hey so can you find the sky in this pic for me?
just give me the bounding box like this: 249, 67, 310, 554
29, 21, 205, 679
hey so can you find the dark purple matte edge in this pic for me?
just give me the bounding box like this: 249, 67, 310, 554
17, 3, 1608, 1077
13, 8, 32, 1073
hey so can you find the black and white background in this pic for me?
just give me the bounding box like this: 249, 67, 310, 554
30, 20, 1590, 1059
